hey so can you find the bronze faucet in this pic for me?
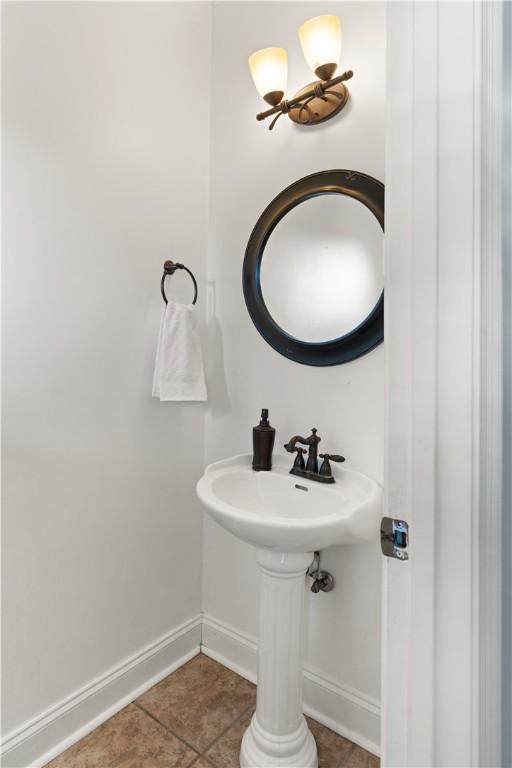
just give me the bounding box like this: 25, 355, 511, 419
284, 429, 345, 484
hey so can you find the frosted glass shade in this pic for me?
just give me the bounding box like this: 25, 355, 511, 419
298, 15, 341, 81
248, 47, 287, 106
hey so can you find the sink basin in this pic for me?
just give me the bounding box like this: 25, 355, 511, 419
197, 452, 382, 768
196, 453, 382, 552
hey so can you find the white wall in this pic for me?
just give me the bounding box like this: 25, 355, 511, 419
2, 0, 210, 755
203, 0, 385, 748
2, 1, 386, 761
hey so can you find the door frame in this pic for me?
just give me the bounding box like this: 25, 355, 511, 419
382, 2, 504, 766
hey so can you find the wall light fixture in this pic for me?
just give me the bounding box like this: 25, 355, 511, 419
248, 15, 353, 131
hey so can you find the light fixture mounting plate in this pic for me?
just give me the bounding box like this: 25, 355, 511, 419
288, 80, 349, 126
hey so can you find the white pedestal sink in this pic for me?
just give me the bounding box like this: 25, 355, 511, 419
196, 454, 382, 768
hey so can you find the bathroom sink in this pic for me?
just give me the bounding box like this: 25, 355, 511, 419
197, 452, 382, 768
196, 453, 382, 553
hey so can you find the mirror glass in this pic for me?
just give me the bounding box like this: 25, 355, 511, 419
259, 194, 384, 343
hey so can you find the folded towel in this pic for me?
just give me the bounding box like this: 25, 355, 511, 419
152, 302, 207, 402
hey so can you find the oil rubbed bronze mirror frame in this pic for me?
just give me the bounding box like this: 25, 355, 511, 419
243, 170, 384, 366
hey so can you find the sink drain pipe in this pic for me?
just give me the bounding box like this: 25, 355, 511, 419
307, 551, 334, 593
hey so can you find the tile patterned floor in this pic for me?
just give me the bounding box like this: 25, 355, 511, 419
47, 654, 379, 768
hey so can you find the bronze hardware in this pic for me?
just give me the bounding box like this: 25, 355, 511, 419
256, 70, 353, 131
160, 260, 198, 305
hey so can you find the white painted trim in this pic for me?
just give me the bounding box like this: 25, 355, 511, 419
477, 4, 504, 767
1, 616, 202, 768
201, 613, 381, 757
501, 6, 512, 766
384, 2, 504, 766
202, 614, 258, 682
382, 5, 437, 762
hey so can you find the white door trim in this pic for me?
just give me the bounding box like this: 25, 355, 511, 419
502, 5, 512, 765
383, 2, 503, 765
477, 4, 503, 766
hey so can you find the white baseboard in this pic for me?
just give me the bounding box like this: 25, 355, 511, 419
1, 616, 202, 768
201, 613, 381, 757
2, 612, 380, 767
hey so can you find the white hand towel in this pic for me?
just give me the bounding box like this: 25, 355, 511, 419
152, 302, 207, 402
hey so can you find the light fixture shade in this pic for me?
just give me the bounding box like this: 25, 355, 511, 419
298, 15, 341, 81
248, 47, 287, 106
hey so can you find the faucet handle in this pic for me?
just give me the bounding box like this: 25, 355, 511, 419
319, 453, 346, 477
292, 446, 307, 470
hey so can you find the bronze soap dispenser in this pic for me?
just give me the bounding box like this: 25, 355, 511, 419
252, 409, 275, 471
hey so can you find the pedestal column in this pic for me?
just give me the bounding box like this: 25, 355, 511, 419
240, 549, 318, 768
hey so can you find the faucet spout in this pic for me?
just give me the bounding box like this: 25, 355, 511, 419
284, 436, 309, 453
284, 428, 320, 452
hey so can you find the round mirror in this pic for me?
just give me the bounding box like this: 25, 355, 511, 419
243, 170, 384, 366
260, 195, 383, 343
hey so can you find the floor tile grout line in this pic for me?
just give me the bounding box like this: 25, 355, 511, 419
186, 753, 205, 768
199, 702, 255, 759
189, 756, 213, 768
188, 754, 212, 768
133, 701, 201, 757
132, 656, 256, 761
133, 695, 255, 761
195, 656, 258, 757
